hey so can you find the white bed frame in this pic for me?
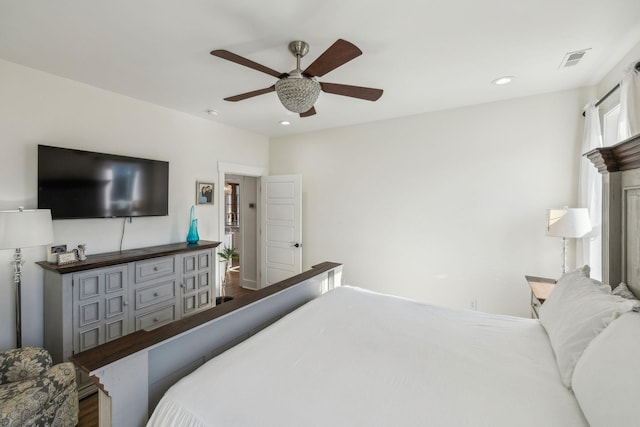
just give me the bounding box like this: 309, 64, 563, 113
72, 262, 343, 427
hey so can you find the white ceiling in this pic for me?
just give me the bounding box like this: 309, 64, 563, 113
1, 1, 640, 137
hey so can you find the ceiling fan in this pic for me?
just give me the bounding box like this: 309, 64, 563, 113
210, 39, 383, 117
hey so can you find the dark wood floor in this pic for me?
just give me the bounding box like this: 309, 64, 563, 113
77, 259, 254, 424
78, 392, 98, 426
222, 259, 255, 300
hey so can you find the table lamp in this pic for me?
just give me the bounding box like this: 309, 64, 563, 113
546, 207, 592, 274
0, 207, 54, 347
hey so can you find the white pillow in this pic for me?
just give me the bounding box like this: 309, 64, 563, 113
560, 264, 590, 280
539, 269, 637, 388
572, 312, 640, 427
612, 282, 640, 312
612, 282, 638, 299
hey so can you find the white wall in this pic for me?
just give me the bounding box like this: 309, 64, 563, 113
0, 59, 269, 350
595, 40, 640, 98
270, 89, 589, 317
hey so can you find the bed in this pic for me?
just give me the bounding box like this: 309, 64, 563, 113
75, 136, 640, 426
146, 134, 640, 427
147, 278, 639, 427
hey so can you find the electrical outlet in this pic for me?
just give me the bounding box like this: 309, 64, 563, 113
470, 299, 477, 311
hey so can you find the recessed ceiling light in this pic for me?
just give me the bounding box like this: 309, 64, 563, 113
492, 76, 515, 86
279, 120, 291, 126
205, 109, 218, 116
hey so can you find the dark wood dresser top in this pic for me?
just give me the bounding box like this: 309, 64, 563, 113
36, 240, 221, 273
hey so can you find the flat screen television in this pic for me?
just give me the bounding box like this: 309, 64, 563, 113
38, 145, 169, 220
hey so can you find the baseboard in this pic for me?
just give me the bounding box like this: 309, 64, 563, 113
78, 382, 97, 399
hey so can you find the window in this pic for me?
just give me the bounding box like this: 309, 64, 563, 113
225, 182, 240, 227
603, 104, 621, 147
598, 90, 621, 148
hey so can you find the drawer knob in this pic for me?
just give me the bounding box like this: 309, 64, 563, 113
153, 317, 159, 322
153, 292, 159, 297
153, 266, 159, 271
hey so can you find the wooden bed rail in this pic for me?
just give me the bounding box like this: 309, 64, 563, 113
71, 261, 343, 427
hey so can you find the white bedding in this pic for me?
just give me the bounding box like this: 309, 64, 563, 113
147, 286, 587, 427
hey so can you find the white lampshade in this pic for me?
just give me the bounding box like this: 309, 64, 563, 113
546, 208, 592, 238
0, 209, 54, 249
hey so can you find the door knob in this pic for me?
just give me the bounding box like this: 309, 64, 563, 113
292, 243, 302, 248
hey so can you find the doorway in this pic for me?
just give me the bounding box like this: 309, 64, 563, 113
218, 162, 266, 303
222, 174, 258, 299
217, 162, 303, 302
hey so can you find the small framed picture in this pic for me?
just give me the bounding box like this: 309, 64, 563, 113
48, 244, 67, 263
196, 182, 214, 205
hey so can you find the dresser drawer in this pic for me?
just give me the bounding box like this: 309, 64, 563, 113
135, 257, 176, 283
134, 280, 177, 310
135, 304, 176, 331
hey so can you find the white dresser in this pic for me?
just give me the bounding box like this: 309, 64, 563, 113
39, 241, 220, 365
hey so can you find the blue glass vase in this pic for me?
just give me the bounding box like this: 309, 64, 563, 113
187, 219, 199, 244
186, 206, 199, 244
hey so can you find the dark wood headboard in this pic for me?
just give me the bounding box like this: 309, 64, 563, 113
586, 133, 640, 296
586, 133, 640, 173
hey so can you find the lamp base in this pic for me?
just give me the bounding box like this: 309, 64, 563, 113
11, 248, 24, 348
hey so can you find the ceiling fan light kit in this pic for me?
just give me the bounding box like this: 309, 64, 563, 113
275, 74, 321, 113
274, 41, 320, 114
211, 39, 383, 118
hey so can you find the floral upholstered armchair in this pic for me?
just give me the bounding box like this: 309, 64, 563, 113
0, 347, 78, 427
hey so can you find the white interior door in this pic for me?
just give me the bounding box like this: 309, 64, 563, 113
260, 175, 302, 288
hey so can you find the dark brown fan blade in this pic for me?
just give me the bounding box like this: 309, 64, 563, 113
300, 107, 316, 117
211, 50, 283, 78
320, 82, 383, 101
224, 86, 276, 102
303, 39, 362, 77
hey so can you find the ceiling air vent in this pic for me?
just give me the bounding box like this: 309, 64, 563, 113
559, 49, 590, 68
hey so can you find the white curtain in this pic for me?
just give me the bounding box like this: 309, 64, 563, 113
578, 104, 603, 279
617, 63, 640, 140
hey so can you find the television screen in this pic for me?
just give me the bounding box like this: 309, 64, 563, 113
38, 145, 169, 219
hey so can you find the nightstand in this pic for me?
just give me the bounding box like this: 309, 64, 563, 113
525, 275, 556, 319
